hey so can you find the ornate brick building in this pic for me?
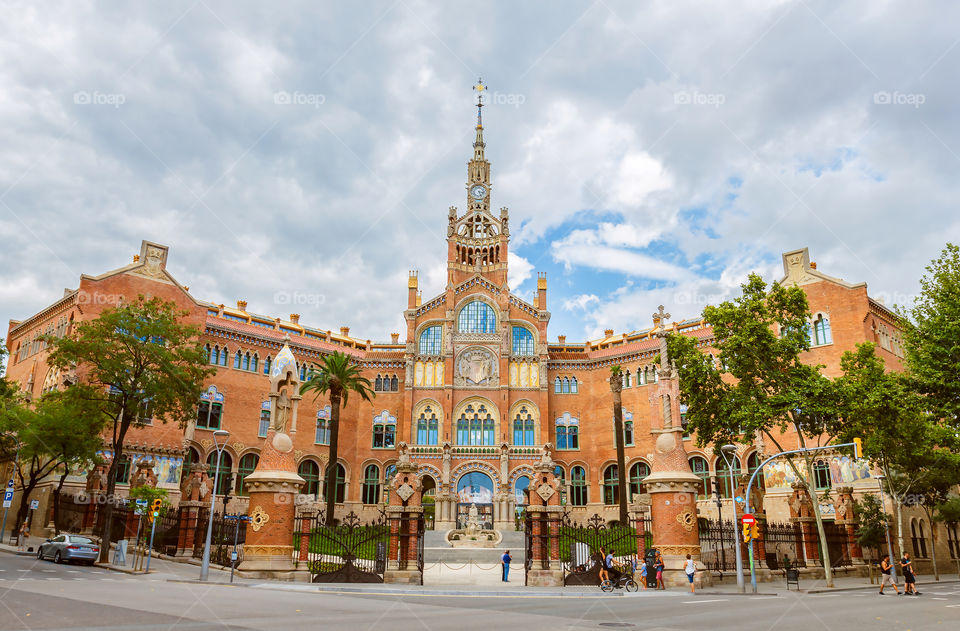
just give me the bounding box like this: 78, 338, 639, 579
6, 97, 953, 572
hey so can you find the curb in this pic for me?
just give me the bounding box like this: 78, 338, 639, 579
806, 578, 960, 594
166, 578, 625, 598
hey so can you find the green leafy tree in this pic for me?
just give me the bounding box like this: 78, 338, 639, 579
609, 365, 628, 525
46, 296, 213, 561
668, 273, 844, 586
853, 494, 889, 557
301, 352, 374, 526
831, 342, 960, 571
903, 243, 960, 432
934, 496, 960, 578
0, 389, 103, 543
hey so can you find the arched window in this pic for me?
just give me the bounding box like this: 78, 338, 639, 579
322, 463, 346, 504
375, 375, 383, 391
298, 460, 320, 498
206, 451, 233, 496
185, 447, 201, 467
416, 406, 439, 445
204, 344, 211, 363
623, 370, 631, 388
419, 325, 442, 355
619, 410, 634, 446
554, 377, 562, 393
242, 353, 250, 371
603, 465, 620, 505
315, 407, 331, 445
196, 395, 223, 430
514, 475, 531, 507
629, 462, 650, 500
917, 520, 929, 558
258, 401, 271, 438
716, 455, 741, 498
947, 523, 960, 560
562, 377, 570, 394
689, 456, 710, 499
237, 453, 259, 495
234, 351, 242, 369
250, 354, 258, 372
638, 368, 646, 385
556, 413, 579, 450
263, 355, 272, 375
747, 452, 765, 490
299, 363, 308, 380
512, 406, 536, 446
570, 466, 588, 506
114, 454, 130, 484
372, 411, 396, 449
362, 464, 381, 505
512, 326, 535, 355
390, 375, 399, 391
570, 377, 578, 394
457, 300, 496, 333
455, 403, 495, 446
813, 460, 831, 490
813, 314, 832, 346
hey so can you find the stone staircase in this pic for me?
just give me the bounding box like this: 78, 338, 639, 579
423, 529, 526, 564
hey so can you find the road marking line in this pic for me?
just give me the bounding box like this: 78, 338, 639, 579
933, 597, 946, 600
683, 599, 728, 604
751, 597, 779, 600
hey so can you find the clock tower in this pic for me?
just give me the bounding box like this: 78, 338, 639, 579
447, 79, 509, 288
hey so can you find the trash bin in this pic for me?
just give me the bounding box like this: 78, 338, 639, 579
644, 549, 658, 588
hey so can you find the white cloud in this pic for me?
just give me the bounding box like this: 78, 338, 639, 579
507, 251, 534, 290
562, 293, 599, 311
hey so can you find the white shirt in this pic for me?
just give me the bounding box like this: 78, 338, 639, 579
685, 559, 696, 575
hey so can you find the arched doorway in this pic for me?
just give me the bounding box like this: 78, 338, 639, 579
514, 475, 530, 524
456, 471, 494, 529
421, 475, 437, 529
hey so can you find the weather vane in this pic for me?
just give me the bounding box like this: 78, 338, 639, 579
473, 77, 486, 126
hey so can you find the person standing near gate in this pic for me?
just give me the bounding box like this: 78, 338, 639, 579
501, 549, 512, 582
655, 552, 665, 590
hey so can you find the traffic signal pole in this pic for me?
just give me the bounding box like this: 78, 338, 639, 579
743, 441, 860, 593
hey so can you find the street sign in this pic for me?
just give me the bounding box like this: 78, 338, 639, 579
741, 513, 756, 524
2, 491, 12, 508
6, 479, 12, 488
136, 499, 148, 506
30, 499, 39, 510
735, 496, 744, 504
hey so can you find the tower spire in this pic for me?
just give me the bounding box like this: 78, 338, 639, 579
473, 78, 486, 157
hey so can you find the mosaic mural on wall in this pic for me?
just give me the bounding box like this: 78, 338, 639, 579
763, 454, 872, 490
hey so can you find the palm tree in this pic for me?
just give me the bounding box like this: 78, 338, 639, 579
300, 352, 374, 526
609, 365, 629, 525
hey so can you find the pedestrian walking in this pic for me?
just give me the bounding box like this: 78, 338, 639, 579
598, 547, 610, 584
17, 521, 29, 552
900, 553, 920, 595
501, 549, 512, 582
655, 552, 665, 590
639, 558, 648, 590
684, 554, 697, 593
878, 555, 900, 596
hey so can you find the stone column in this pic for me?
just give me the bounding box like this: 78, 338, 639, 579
384, 456, 424, 584
523, 454, 564, 586
834, 486, 862, 563
789, 484, 819, 565
237, 430, 305, 580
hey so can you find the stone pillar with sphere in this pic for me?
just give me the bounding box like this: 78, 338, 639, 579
238, 339, 305, 580
523, 445, 564, 586
384, 444, 424, 584
642, 306, 711, 588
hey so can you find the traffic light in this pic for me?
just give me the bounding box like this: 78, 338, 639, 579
742, 522, 752, 543
148, 498, 162, 522
750, 522, 759, 541
853, 437, 863, 460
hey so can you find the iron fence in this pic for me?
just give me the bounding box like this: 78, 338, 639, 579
697, 519, 740, 572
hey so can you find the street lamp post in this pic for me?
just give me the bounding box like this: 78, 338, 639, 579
0, 436, 22, 545
875, 474, 897, 585
720, 444, 745, 592
199, 429, 230, 582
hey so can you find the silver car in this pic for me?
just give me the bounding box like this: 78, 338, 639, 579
37, 534, 100, 565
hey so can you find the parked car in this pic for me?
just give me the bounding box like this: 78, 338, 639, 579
37, 534, 99, 565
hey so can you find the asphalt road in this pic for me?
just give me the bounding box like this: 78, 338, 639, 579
0, 552, 957, 630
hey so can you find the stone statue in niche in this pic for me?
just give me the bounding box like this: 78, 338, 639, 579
272, 388, 291, 433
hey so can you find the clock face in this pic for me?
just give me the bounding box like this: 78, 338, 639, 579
470, 184, 487, 200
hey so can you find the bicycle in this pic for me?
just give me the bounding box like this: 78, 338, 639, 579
600, 566, 639, 592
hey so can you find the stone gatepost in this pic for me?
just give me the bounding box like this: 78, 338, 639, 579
788, 483, 819, 564
175, 462, 211, 556
642, 306, 710, 588
384, 446, 424, 584
834, 486, 863, 563
433, 442, 456, 531
237, 340, 305, 580
524, 448, 564, 586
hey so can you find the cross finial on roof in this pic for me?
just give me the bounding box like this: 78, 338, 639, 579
652, 305, 670, 328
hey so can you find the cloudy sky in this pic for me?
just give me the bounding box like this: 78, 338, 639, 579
2, 1, 958, 348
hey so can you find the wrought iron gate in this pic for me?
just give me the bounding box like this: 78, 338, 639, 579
302, 511, 396, 583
